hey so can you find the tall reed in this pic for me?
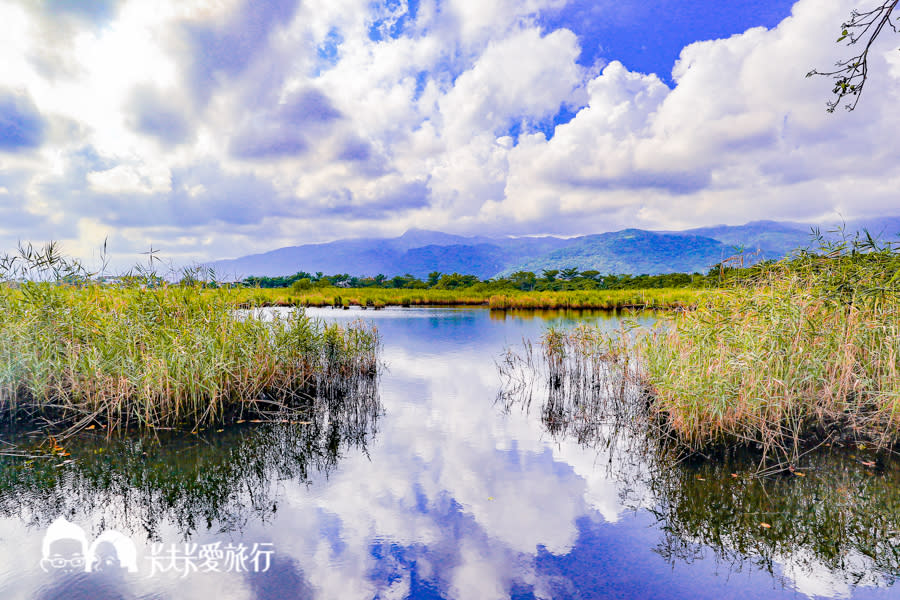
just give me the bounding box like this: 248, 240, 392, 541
530, 236, 900, 464
0, 244, 379, 433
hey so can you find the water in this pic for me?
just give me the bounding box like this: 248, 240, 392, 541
0, 306, 898, 599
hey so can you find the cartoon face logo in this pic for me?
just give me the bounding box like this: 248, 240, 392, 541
40, 517, 88, 573
89, 540, 121, 572
39, 518, 139, 575
87, 530, 138, 574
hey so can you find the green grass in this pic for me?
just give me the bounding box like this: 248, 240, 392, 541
0, 279, 378, 433
235, 286, 707, 311
488, 289, 708, 310
642, 272, 900, 460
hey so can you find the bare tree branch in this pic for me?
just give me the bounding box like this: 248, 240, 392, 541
807, 0, 898, 112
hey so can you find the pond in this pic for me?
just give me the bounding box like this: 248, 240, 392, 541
0, 306, 898, 599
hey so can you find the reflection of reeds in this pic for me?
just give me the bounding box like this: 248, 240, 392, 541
497, 325, 653, 450
0, 245, 380, 434
643, 450, 900, 591
499, 329, 900, 595
0, 379, 381, 539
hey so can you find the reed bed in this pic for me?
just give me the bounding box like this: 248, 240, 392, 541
643, 271, 900, 460
241, 287, 705, 311
488, 289, 707, 311
0, 273, 378, 434
523, 242, 900, 465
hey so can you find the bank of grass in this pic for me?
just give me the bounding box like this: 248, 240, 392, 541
0, 247, 378, 433
488, 288, 707, 310
237, 286, 708, 311
537, 240, 900, 464
642, 264, 900, 459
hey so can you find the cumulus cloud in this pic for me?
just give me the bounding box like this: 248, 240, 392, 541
87, 163, 172, 195
228, 87, 343, 159
0, 0, 897, 265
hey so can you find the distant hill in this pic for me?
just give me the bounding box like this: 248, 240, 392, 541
678, 220, 811, 261
205, 217, 900, 280
207, 230, 570, 279
496, 230, 728, 277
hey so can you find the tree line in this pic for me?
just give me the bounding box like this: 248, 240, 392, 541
239, 268, 727, 292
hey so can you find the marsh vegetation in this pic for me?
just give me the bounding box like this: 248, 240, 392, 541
500, 325, 900, 593
0, 244, 379, 435
503, 233, 900, 466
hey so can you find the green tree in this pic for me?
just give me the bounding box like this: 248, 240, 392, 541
291, 278, 312, 292
509, 271, 537, 291
560, 267, 579, 281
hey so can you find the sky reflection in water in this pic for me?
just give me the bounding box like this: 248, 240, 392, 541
0, 306, 898, 600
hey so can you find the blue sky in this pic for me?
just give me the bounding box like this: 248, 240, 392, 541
0, 0, 897, 265
542, 0, 797, 78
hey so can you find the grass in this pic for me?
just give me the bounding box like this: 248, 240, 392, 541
235, 286, 707, 311
526, 237, 900, 465
488, 288, 707, 310
0, 245, 379, 434
642, 267, 900, 461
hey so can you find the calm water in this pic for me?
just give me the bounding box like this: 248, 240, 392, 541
0, 307, 898, 600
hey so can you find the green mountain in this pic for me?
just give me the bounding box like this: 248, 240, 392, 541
678, 220, 811, 261
206, 217, 900, 280
206, 231, 569, 279
498, 229, 728, 277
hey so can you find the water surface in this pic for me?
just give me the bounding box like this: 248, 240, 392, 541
0, 307, 897, 599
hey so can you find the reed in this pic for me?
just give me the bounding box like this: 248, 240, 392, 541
530, 240, 900, 465
643, 269, 900, 460
0, 245, 379, 434
488, 289, 706, 310
243, 286, 706, 311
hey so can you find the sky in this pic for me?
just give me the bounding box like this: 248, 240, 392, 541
1, 0, 899, 266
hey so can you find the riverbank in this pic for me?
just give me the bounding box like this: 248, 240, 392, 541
233, 286, 710, 311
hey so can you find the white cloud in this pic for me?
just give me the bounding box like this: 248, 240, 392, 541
1, 0, 899, 264
86, 163, 172, 195
496, 0, 900, 232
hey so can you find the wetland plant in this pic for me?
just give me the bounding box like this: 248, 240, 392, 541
0, 243, 380, 434
506, 232, 900, 465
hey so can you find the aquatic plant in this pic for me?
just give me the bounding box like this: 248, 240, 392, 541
520, 233, 900, 465
241, 286, 705, 311
0, 243, 379, 434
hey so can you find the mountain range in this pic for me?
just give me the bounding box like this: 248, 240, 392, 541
206, 217, 900, 280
